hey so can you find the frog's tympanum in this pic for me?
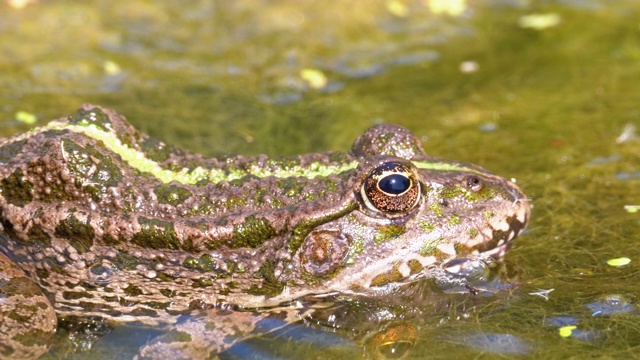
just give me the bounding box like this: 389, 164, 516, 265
0, 105, 530, 358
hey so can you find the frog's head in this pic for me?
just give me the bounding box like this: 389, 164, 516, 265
296, 124, 530, 293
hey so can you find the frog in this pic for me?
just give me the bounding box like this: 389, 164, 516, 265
0, 104, 530, 358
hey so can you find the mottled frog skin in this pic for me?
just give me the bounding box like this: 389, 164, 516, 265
0, 104, 530, 358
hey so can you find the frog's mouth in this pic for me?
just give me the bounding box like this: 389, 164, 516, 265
367, 195, 530, 288
366, 239, 514, 289
457, 189, 530, 256
476, 239, 512, 259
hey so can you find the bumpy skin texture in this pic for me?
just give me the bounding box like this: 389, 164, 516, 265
0, 105, 530, 357
0, 252, 56, 359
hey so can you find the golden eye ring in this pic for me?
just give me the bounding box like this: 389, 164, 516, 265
361, 161, 420, 214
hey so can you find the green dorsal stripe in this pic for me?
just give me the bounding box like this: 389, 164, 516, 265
47, 122, 358, 185
412, 160, 486, 175
12, 121, 482, 185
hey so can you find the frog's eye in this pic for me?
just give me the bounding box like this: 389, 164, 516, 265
465, 175, 483, 192
361, 161, 421, 214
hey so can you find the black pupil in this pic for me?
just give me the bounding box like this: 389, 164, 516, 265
379, 174, 410, 195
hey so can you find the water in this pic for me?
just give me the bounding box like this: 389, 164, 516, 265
2, 0, 640, 358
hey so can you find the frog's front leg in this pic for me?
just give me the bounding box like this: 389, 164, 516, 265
0, 250, 57, 359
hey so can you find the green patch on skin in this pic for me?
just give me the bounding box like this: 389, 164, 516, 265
132, 217, 186, 250
419, 222, 435, 232
218, 288, 231, 296
419, 239, 439, 256
111, 251, 147, 271
327, 151, 351, 164
79, 280, 98, 291
247, 260, 285, 298
62, 139, 123, 202
140, 136, 174, 163
193, 204, 217, 216
251, 187, 268, 205
62, 291, 93, 300
124, 284, 143, 297
35, 268, 50, 279
183, 254, 230, 275
68, 107, 113, 131
373, 225, 406, 244
484, 210, 496, 220
0, 346, 13, 357
11, 329, 52, 347
407, 259, 423, 274
223, 195, 248, 210
276, 177, 306, 198
159, 330, 192, 343
155, 272, 175, 282
191, 278, 214, 288
101, 295, 119, 303
0, 168, 33, 206
142, 301, 171, 310
439, 186, 464, 200
428, 202, 443, 216
181, 196, 219, 217
266, 157, 301, 171
40, 257, 68, 278
7, 305, 40, 323
449, 215, 461, 225
225, 260, 242, 274
154, 184, 192, 206
228, 174, 260, 188
26, 225, 51, 246
344, 235, 365, 266
453, 243, 471, 256
33, 166, 76, 202
102, 233, 120, 245
115, 188, 135, 215
75, 300, 111, 312
468, 228, 479, 239
439, 184, 497, 203
231, 215, 276, 249
54, 215, 95, 253
0, 277, 43, 298
3, 303, 48, 323
275, 177, 337, 202
0, 139, 26, 163
322, 177, 338, 192
159, 288, 174, 298
464, 187, 497, 202
370, 267, 403, 287
130, 308, 159, 317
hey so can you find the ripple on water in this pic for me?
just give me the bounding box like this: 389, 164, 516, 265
453, 332, 532, 355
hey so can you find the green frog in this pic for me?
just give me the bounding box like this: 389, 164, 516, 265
0, 104, 530, 358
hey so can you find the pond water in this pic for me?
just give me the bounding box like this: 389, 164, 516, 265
1, 0, 640, 358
